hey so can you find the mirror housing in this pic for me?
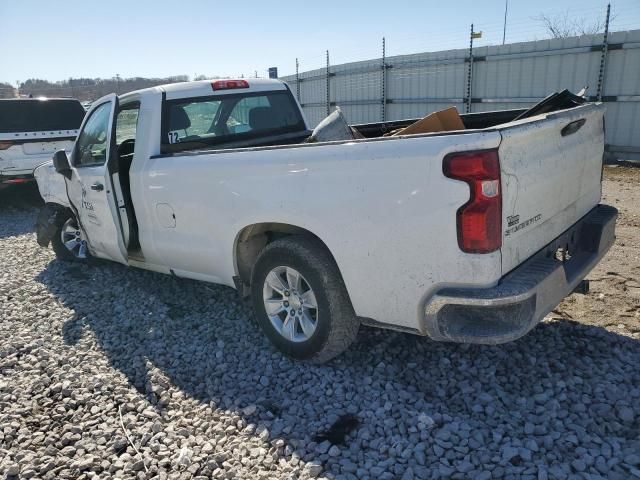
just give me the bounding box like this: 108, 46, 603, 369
53, 150, 72, 179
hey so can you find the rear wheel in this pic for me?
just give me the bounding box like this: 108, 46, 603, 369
251, 236, 359, 363
51, 211, 89, 262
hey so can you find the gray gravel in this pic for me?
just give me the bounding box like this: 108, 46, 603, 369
1, 190, 640, 480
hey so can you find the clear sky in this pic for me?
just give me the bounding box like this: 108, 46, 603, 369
2, 0, 639, 84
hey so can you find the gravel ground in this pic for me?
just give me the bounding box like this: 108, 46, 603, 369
1, 171, 639, 480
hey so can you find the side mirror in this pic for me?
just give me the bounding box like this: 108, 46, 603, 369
53, 150, 72, 179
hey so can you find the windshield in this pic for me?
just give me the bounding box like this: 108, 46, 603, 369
161, 90, 305, 153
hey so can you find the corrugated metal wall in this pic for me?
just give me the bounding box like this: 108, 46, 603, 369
282, 30, 640, 157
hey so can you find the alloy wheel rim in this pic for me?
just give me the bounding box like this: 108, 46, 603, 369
60, 218, 87, 259
262, 266, 318, 342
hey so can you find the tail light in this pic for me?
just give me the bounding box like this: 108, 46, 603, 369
443, 149, 502, 253
0, 141, 12, 150
211, 79, 250, 90
3, 178, 30, 184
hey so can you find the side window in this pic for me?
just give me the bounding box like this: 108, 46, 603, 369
226, 96, 270, 134
115, 107, 139, 144
75, 102, 111, 166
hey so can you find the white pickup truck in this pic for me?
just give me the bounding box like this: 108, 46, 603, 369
34, 78, 617, 363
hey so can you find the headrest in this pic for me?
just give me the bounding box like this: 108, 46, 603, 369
249, 106, 274, 130
170, 105, 191, 131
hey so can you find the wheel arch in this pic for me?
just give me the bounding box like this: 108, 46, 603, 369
36, 202, 73, 247
233, 222, 341, 287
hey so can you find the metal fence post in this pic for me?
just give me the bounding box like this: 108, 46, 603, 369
381, 37, 387, 122
295, 58, 300, 102
466, 24, 474, 113
325, 50, 331, 116
596, 3, 611, 102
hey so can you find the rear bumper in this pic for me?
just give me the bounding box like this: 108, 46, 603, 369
423, 204, 618, 344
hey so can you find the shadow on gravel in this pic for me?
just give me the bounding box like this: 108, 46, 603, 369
0, 183, 43, 209
37, 258, 640, 477
0, 183, 43, 237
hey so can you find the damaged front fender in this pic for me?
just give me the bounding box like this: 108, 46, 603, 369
33, 160, 70, 207
35, 203, 69, 247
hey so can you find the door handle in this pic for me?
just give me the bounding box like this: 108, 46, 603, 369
561, 118, 586, 136
90, 182, 104, 192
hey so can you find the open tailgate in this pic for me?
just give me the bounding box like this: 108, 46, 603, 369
498, 103, 605, 274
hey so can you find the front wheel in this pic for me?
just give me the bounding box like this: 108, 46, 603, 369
250, 236, 359, 363
51, 211, 89, 262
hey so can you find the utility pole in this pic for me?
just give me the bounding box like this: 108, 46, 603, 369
295, 58, 300, 102
502, 0, 509, 45
115, 74, 120, 94
381, 37, 387, 122
466, 24, 474, 113
325, 50, 330, 116
596, 3, 611, 102
466, 25, 482, 113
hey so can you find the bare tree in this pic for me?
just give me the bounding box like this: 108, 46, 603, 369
535, 10, 611, 38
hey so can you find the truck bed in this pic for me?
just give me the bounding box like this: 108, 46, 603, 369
353, 108, 527, 138
154, 107, 530, 158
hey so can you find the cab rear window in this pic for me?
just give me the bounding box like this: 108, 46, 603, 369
161, 90, 305, 153
0, 99, 85, 133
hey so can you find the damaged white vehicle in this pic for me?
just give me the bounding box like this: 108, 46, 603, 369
34, 79, 616, 363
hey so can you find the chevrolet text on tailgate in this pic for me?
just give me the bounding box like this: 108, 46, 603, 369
33, 79, 617, 363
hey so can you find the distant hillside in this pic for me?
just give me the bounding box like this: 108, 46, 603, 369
17, 76, 191, 101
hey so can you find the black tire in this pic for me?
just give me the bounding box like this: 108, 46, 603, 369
250, 236, 360, 363
51, 210, 87, 262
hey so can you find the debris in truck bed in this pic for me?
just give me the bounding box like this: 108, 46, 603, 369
305, 107, 363, 143
514, 89, 587, 121
389, 106, 465, 136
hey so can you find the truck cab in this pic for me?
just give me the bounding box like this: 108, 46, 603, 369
36, 79, 309, 264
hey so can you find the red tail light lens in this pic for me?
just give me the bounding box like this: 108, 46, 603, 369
0, 141, 12, 150
211, 79, 250, 90
443, 149, 502, 253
